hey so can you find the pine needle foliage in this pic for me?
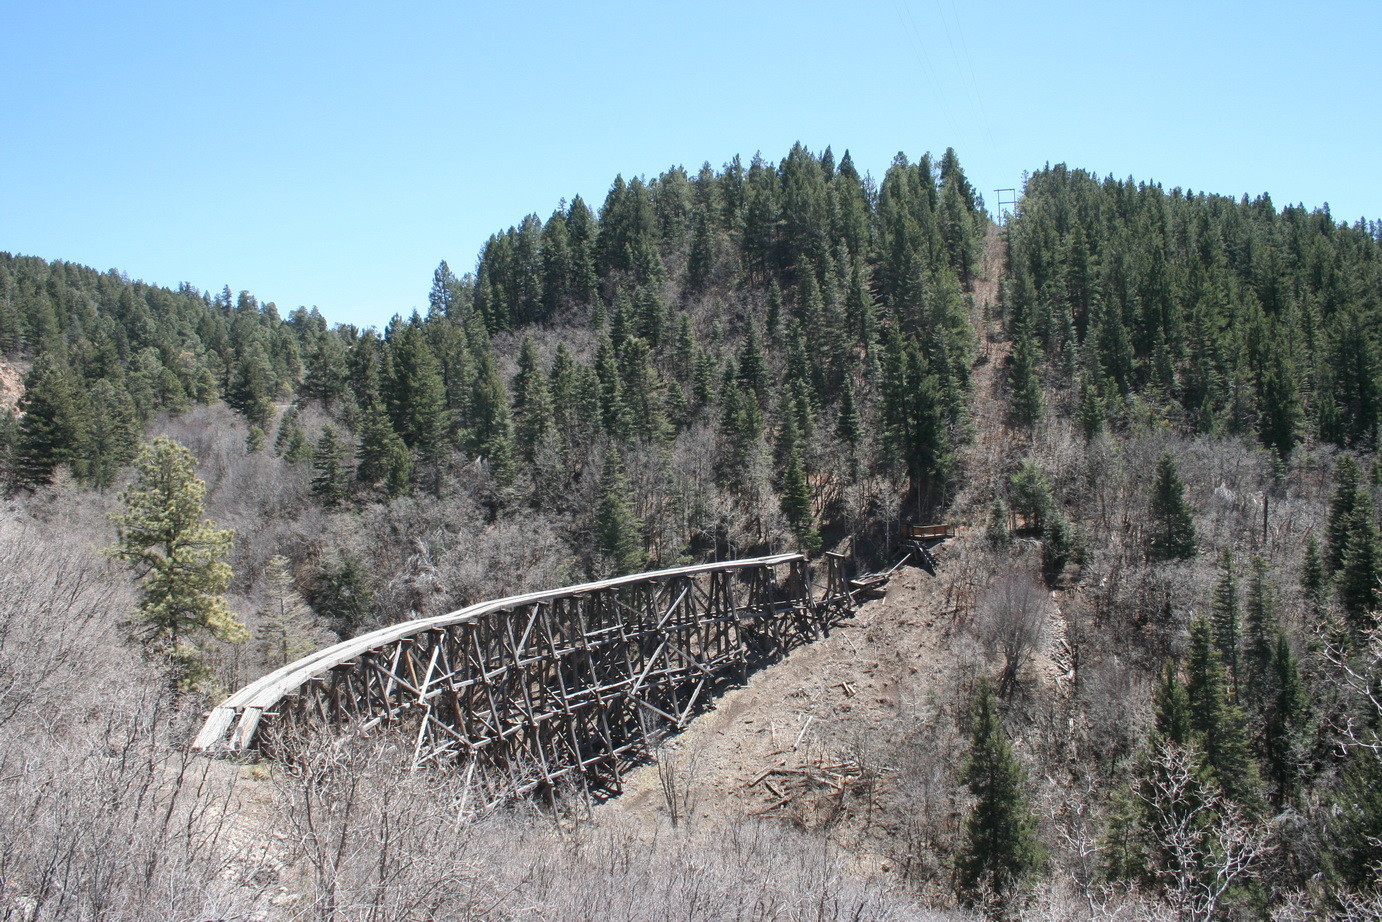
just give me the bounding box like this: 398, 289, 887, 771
110, 436, 245, 690
956, 678, 1045, 911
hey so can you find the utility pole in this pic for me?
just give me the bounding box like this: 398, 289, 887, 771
993, 188, 1019, 224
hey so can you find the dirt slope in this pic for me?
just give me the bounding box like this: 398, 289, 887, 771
0, 361, 23, 414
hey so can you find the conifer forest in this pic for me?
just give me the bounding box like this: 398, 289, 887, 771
1, 144, 1380, 920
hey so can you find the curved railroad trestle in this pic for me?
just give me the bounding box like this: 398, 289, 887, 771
194, 553, 854, 796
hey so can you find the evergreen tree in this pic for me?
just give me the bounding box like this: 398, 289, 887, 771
956, 678, 1045, 909
273, 406, 300, 456
0, 410, 16, 486
836, 376, 863, 479
301, 330, 349, 407
1077, 376, 1106, 439
282, 425, 310, 463
1263, 632, 1308, 805
355, 406, 412, 497
310, 424, 351, 507
308, 552, 375, 638
1327, 746, 1382, 895
1210, 550, 1241, 694
736, 323, 770, 407
15, 354, 89, 485
110, 437, 245, 690
986, 497, 1011, 547
1326, 456, 1365, 573
1185, 615, 1261, 809
686, 215, 715, 292
779, 446, 820, 555
1148, 453, 1197, 561
386, 319, 448, 483
513, 336, 557, 463
1009, 331, 1045, 428
468, 350, 516, 486
1009, 461, 1053, 534
1259, 346, 1302, 458
255, 555, 320, 669
82, 378, 140, 491
594, 446, 643, 576
226, 346, 276, 428
1337, 504, 1381, 628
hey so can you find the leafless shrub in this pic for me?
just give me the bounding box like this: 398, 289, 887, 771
978, 570, 1049, 699
520, 813, 955, 922
267, 732, 503, 922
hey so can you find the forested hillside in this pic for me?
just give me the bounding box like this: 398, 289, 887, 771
1, 148, 1381, 920
1003, 165, 1380, 451
0, 143, 988, 692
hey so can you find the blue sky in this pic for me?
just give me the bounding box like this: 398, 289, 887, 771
3, 1, 1378, 330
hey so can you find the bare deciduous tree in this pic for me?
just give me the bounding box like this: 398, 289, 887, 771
979, 570, 1048, 699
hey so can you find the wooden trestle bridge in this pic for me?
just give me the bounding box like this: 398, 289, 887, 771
194, 553, 855, 797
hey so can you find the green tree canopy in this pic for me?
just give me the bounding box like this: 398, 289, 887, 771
956, 678, 1045, 910
1148, 453, 1197, 561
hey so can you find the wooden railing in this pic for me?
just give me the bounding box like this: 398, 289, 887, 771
899, 523, 956, 542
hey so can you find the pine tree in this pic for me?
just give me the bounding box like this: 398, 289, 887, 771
1185, 615, 1261, 809
1210, 550, 1241, 694
1259, 346, 1302, 458
686, 215, 715, 292
1009, 461, 1053, 534
82, 378, 140, 490
986, 497, 1011, 547
1263, 631, 1308, 805
301, 330, 348, 407
355, 406, 413, 497
15, 354, 89, 485
0, 409, 16, 486
836, 376, 863, 479
469, 350, 516, 486
1327, 746, 1382, 894
594, 446, 643, 576
513, 336, 556, 464
110, 437, 245, 690
1301, 533, 1327, 607
779, 446, 820, 555
1104, 663, 1195, 886
310, 424, 351, 507
226, 346, 275, 428
273, 406, 300, 456
1148, 453, 1197, 561
386, 319, 448, 486
956, 679, 1045, 909
1337, 504, 1381, 628
1326, 455, 1364, 574
1077, 376, 1106, 439
1009, 331, 1045, 428
308, 552, 375, 638
255, 555, 321, 669
736, 323, 770, 407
